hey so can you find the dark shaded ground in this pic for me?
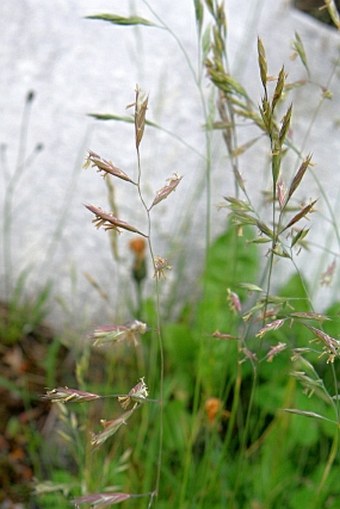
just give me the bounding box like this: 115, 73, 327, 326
294, 0, 340, 26
0, 302, 71, 508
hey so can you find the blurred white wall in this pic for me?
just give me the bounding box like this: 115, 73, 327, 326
1, 0, 339, 332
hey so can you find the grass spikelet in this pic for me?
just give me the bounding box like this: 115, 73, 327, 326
149, 173, 183, 209
282, 199, 317, 231
132, 85, 149, 149
84, 203, 148, 237
271, 66, 286, 112
291, 32, 310, 75
83, 150, 136, 184
286, 154, 313, 203
279, 103, 293, 145
257, 37, 268, 93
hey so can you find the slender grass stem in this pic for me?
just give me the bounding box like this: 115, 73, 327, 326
41, 127, 91, 276
331, 362, 340, 422
139, 5, 215, 504
2, 92, 36, 294
230, 363, 258, 503
315, 427, 339, 505
293, 55, 340, 256
142, 0, 198, 80
135, 142, 164, 506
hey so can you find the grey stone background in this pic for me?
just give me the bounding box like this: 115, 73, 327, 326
1, 0, 340, 333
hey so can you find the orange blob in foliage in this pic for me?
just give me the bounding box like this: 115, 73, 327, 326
204, 397, 230, 425
205, 397, 222, 423
129, 238, 147, 256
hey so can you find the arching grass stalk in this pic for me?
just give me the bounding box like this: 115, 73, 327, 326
285, 51, 340, 297
142, 0, 213, 250
318, 361, 340, 492
132, 86, 165, 506
138, 4, 217, 502
298, 53, 340, 272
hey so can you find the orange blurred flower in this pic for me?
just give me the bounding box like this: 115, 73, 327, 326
205, 397, 222, 423
129, 238, 147, 284
129, 238, 147, 256
204, 397, 230, 425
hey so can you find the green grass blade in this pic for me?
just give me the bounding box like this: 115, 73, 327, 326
85, 13, 159, 28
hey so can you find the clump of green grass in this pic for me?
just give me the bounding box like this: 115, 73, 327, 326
35, 2, 340, 508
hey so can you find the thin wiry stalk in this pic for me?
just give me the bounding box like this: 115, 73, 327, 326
296, 54, 340, 250
202, 361, 242, 500
175, 4, 258, 502
135, 135, 164, 507
41, 127, 92, 274
93, 114, 205, 159
330, 362, 340, 423
315, 428, 339, 506
263, 133, 282, 323
285, 135, 340, 271
289, 253, 314, 306
140, 2, 231, 327
142, 0, 198, 81
280, 54, 340, 303
263, 241, 275, 324
142, 0, 213, 248
139, 8, 215, 503
231, 364, 258, 503
2, 92, 40, 293
307, 240, 340, 259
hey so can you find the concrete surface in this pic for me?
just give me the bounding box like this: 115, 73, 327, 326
1, 0, 339, 332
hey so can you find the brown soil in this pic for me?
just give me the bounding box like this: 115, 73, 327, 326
0, 301, 72, 507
